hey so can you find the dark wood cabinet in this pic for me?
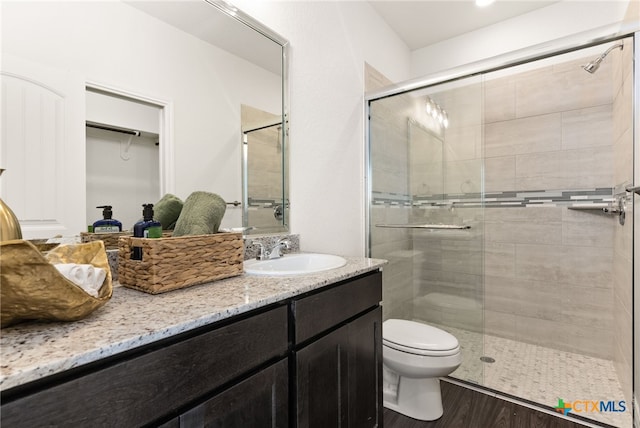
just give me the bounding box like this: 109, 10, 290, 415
1, 305, 289, 428
347, 307, 383, 428
294, 272, 383, 428
1, 270, 382, 428
180, 358, 289, 428
296, 323, 350, 428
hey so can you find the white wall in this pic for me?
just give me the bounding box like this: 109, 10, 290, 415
411, 0, 631, 77
1, 1, 282, 233
233, 1, 411, 256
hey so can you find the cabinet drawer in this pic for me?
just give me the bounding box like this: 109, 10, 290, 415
293, 271, 381, 344
1, 305, 288, 428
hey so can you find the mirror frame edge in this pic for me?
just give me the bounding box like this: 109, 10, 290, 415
205, 0, 289, 46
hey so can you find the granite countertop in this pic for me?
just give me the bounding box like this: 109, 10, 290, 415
0, 256, 386, 392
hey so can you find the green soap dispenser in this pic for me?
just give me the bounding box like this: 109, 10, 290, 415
93, 205, 122, 233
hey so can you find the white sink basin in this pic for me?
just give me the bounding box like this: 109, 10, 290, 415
244, 253, 347, 276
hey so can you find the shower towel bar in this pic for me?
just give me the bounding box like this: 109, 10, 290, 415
568, 200, 627, 225
567, 204, 619, 213
375, 224, 471, 230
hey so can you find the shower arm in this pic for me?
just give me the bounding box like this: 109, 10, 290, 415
582, 42, 624, 73
589, 42, 624, 66
599, 42, 624, 59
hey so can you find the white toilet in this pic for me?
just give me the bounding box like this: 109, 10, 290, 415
382, 319, 462, 421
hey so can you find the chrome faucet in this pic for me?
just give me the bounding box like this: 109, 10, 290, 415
250, 239, 291, 260
267, 238, 291, 259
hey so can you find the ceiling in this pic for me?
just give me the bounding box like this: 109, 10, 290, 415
368, 1, 561, 50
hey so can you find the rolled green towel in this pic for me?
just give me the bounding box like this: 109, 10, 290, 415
172, 191, 227, 237
154, 194, 183, 230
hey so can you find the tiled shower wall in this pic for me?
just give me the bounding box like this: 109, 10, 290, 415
481, 53, 616, 360
480, 47, 632, 390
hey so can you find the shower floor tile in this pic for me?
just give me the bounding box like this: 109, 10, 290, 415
428, 323, 632, 428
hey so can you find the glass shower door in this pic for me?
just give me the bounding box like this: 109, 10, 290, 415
368, 74, 485, 385
368, 35, 635, 428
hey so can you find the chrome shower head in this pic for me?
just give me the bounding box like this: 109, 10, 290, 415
582, 56, 604, 74
582, 42, 623, 74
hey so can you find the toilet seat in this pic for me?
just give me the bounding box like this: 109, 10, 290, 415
383, 319, 460, 357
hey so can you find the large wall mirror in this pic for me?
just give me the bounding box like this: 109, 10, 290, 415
0, 0, 289, 239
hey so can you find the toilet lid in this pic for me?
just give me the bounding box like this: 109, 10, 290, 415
383, 319, 459, 356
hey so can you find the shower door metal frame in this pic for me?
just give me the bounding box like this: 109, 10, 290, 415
633, 29, 640, 428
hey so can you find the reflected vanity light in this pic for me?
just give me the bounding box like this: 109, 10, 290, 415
425, 97, 449, 128
476, 0, 495, 7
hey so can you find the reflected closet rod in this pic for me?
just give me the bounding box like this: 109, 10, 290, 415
86, 122, 141, 137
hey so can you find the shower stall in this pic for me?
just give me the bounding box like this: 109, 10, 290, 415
367, 33, 636, 427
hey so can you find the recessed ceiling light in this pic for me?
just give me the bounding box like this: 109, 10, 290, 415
476, 0, 495, 7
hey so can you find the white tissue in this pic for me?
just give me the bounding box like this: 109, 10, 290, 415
54, 263, 107, 298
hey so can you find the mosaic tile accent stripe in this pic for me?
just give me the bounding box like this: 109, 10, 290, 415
371, 191, 411, 206
372, 188, 613, 209
247, 197, 289, 209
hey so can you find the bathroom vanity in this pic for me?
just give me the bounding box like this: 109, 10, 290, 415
0, 257, 385, 427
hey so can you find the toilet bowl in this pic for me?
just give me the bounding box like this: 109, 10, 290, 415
383, 319, 462, 421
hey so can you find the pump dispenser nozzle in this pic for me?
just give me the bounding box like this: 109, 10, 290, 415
142, 204, 154, 222
92, 205, 122, 233
97, 205, 113, 220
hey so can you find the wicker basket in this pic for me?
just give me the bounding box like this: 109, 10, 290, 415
118, 232, 244, 294
81, 231, 132, 250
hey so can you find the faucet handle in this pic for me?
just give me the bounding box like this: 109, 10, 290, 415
246, 240, 267, 260
277, 238, 291, 250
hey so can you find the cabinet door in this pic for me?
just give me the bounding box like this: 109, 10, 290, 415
347, 307, 382, 428
296, 325, 349, 428
295, 306, 382, 428
180, 358, 288, 428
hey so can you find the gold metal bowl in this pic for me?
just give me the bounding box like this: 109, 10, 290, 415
1, 240, 113, 328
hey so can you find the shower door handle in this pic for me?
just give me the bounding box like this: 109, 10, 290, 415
625, 185, 640, 195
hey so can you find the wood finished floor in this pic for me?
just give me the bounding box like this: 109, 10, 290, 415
383, 381, 594, 428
